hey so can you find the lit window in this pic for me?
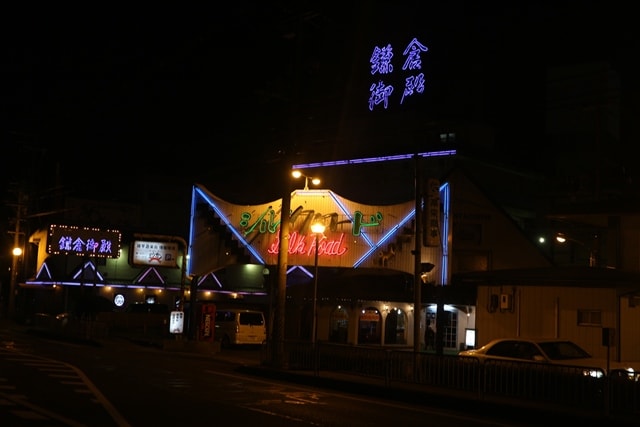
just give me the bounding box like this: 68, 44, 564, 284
439, 132, 456, 144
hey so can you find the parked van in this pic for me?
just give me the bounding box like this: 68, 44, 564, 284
214, 309, 266, 347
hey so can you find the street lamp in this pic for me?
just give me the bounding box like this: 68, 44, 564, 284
8, 246, 22, 319
310, 221, 325, 345
555, 232, 598, 267
292, 170, 320, 190
273, 168, 323, 367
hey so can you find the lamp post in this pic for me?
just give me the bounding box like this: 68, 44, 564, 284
273, 168, 322, 367
292, 170, 320, 190
8, 246, 22, 319
556, 232, 598, 267
310, 221, 325, 345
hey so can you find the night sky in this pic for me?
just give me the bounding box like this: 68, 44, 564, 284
1, 2, 636, 203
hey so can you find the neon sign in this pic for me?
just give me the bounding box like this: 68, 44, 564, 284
267, 232, 348, 257
47, 224, 121, 258
189, 186, 417, 273
368, 37, 428, 110
240, 207, 383, 238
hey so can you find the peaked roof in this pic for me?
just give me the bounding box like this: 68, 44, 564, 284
70, 259, 105, 283
133, 267, 166, 285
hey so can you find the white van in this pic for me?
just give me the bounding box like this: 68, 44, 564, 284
214, 309, 266, 347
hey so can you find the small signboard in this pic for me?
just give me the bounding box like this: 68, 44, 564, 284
131, 240, 179, 268
170, 311, 185, 334
199, 304, 216, 342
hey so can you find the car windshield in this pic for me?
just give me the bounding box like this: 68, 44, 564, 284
538, 341, 592, 360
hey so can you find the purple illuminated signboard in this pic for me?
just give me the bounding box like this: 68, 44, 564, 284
47, 224, 121, 258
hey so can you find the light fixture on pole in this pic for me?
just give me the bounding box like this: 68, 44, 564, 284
420, 262, 435, 284
555, 232, 598, 267
292, 170, 320, 190
8, 246, 22, 318
310, 221, 325, 345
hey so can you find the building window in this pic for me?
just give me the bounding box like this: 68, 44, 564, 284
329, 306, 349, 343
577, 309, 602, 326
384, 308, 407, 345
442, 310, 457, 349
358, 307, 381, 344
439, 132, 456, 144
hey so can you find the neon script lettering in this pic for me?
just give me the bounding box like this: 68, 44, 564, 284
242, 209, 383, 237
353, 211, 383, 236
241, 206, 280, 237
267, 233, 348, 257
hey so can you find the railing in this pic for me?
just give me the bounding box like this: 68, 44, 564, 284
261, 341, 640, 421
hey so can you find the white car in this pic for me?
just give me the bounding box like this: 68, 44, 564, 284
458, 337, 639, 380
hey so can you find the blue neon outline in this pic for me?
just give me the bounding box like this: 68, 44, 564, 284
296, 265, 314, 278
35, 262, 52, 280
353, 208, 415, 268
192, 185, 266, 264
292, 150, 456, 170
188, 185, 198, 274
327, 191, 375, 247
440, 182, 450, 285
72, 260, 105, 282
197, 272, 223, 288
136, 267, 166, 284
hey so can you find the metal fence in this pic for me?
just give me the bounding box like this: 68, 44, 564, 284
262, 341, 640, 421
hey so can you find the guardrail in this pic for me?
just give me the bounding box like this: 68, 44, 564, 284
261, 341, 640, 420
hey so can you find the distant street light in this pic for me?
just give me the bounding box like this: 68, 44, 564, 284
292, 170, 320, 190
310, 221, 325, 345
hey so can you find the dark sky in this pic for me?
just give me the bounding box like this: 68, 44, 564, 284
1, 2, 636, 203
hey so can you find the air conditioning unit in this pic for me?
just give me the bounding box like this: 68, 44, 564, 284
500, 293, 512, 310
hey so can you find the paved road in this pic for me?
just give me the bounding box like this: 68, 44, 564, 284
1, 320, 636, 426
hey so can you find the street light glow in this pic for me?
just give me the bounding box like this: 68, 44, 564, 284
311, 223, 325, 235
291, 170, 320, 190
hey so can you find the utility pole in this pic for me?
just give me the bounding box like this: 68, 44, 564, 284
413, 154, 423, 354
274, 172, 291, 368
